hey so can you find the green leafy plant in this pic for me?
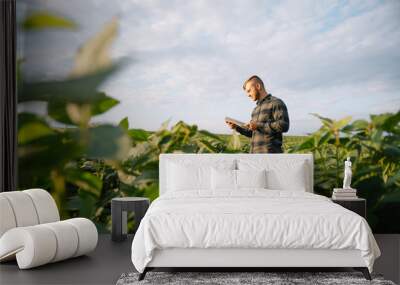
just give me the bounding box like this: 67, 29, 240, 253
289, 112, 400, 232
74, 119, 307, 232
18, 14, 131, 225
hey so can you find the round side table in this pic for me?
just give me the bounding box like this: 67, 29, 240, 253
111, 197, 150, 242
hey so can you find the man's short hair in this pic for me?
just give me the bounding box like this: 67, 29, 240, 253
243, 75, 265, 91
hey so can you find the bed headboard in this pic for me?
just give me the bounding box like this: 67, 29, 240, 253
159, 153, 314, 195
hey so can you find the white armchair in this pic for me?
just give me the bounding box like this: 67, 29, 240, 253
0, 188, 98, 269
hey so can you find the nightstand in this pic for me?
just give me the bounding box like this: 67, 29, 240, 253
331, 198, 366, 219
111, 197, 150, 241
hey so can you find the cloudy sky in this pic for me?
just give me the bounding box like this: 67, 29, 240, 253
19, 0, 400, 135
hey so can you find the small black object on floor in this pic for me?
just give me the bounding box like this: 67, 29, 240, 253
112, 197, 150, 242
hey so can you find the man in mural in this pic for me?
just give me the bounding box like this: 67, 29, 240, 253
226, 75, 290, 153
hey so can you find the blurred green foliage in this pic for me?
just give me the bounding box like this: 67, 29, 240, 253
17, 12, 399, 233
72, 113, 399, 233
287, 112, 400, 232
22, 11, 77, 30
18, 14, 131, 225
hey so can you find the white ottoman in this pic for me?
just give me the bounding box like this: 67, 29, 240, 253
0, 189, 98, 269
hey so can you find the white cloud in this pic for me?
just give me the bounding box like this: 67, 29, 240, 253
19, 0, 400, 135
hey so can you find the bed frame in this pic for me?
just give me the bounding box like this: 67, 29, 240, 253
139, 154, 371, 280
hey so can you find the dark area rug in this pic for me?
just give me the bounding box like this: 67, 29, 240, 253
116, 271, 396, 285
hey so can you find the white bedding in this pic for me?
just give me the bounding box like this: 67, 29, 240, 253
131, 190, 380, 273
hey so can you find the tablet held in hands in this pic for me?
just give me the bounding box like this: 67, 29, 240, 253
225, 117, 247, 128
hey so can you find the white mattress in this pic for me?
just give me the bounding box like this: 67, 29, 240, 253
131, 190, 380, 273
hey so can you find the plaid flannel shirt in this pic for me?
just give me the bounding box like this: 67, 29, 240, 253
235, 94, 289, 153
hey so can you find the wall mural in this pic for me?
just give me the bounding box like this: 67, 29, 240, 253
17, 0, 400, 233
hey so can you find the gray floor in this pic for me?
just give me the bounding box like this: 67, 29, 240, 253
1, 234, 399, 285
374, 234, 400, 284
0, 234, 135, 285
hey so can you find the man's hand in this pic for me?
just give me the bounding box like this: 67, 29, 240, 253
225, 120, 237, 130
247, 120, 257, 131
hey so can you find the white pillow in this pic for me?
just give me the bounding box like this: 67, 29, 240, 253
167, 159, 236, 191
211, 168, 236, 190
238, 159, 308, 191
236, 169, 267, 188
266, 161, 307, 191
211, 169, 267, 190
168, 162, 210, 191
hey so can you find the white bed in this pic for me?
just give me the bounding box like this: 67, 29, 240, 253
131, 154, 380, 280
